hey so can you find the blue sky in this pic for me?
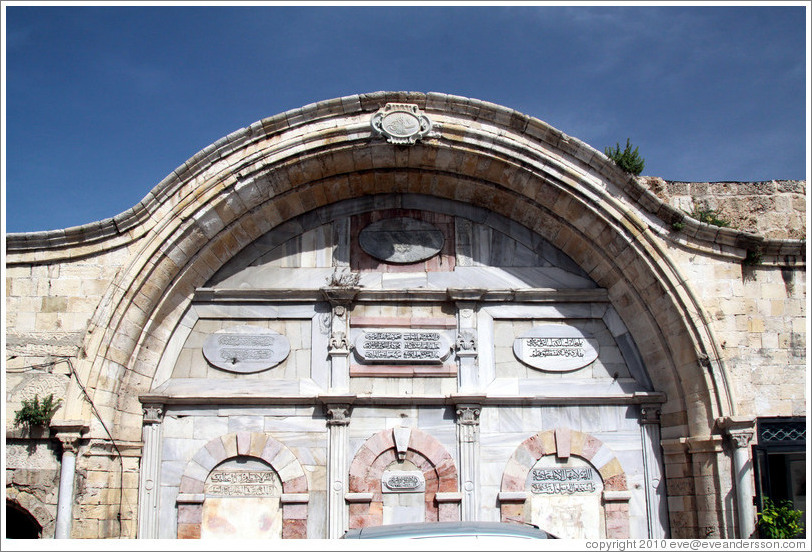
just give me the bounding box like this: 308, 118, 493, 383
3, 3, 809, 233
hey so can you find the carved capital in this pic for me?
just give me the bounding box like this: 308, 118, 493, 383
56, 433, 82, 454
51, 421, 88, 454
728, 429, 755, 449
325, 404, 352, 426
640, 404, 662, 425
456, 405, 481, 426
142, 403, 164, 424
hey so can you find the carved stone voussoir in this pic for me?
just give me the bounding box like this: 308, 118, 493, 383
371, 103, 433, 145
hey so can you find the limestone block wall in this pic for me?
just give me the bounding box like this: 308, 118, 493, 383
668, 250, 807, 417
642, 177, 806, 239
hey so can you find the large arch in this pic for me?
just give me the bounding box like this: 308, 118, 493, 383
30, 91, 759, 536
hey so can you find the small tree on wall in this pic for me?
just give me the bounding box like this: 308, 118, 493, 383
605, 138, 646, 175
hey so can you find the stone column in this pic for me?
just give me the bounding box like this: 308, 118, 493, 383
325, 402, 352, 538
51, 422, 87, 539
639, 404, 669, 538
138, 403, 164, 538
453, 299, 479, 392
455, 403, 481, 521
718, 417, 757, 539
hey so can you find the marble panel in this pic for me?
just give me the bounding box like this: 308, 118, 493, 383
498, 407, 524, 434
227, 415, 264, 433
163, 416, 195, 439
158, 486, 179, 539
306, 491, 328, 539
265, 416, 325, 433
161, 460, 185, 487
163, 437, 205, 463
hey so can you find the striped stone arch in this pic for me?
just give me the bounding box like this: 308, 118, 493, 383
176, 432, 309, 539
499, 427, 630, 538
347, 427, 460, 528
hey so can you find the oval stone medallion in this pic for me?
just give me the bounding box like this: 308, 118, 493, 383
203, 325, 290, 373
513, 324, 599, 372
359, 217, 444, 264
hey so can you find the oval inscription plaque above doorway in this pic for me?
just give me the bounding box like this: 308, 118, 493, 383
358, 217, 444, 264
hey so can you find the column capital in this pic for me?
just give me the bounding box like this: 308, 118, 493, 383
455, 404, 482, 426
716, 416, 756, 447
322, 402, 353, 426
50, 421, 88, 453
142, 403, 165, 424
640, 403, 662, 424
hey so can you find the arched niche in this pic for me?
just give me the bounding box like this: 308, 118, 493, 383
176, 432, 308, 539
6, 499, 44, 539
347, 427, 460, 528
499, 427, 630, 539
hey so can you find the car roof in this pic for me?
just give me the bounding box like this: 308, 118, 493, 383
342, 521, 556, 539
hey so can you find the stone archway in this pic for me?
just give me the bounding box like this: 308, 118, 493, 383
176, 432, 309, 539
347, 427, 460, 528
28, 91, 752, 537
5, 499, 44, 539
5, 490, 54, 539
499, 427, 630, 539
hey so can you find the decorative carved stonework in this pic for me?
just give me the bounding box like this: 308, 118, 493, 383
370, 103, 433, 145
143, 404, 164, 424
456, 405, 481, 426
640, 404, 662, 425
55, 433, 82, 454
456, 330, 477, 353
728, 430, 754, 449
325, 404, 352, 426
329, 331, 349, 351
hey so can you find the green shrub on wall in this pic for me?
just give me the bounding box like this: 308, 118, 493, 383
605, 138, 646, 175
14, 393, 62, 427
758, 498, 805, 539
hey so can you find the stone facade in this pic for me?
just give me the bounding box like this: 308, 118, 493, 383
4, 92, 805, 540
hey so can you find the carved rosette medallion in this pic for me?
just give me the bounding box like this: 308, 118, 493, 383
371, 103, 433, 145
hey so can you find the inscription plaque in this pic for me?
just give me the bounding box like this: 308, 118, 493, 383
359, 217, 444, 264
530, 467, 598, 495
513, 324, 599, 372
203, 325, 290, 373
382, 470, 426, 493
355, 330, 452, 364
